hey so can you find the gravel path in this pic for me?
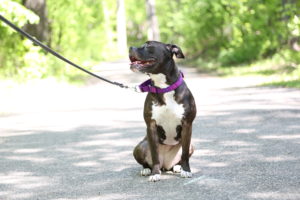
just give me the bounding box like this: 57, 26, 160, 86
0, 61, 300, 200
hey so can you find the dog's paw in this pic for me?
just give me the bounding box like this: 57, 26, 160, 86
140, 168, 151, 176
181, 170, 192, 178
148, 174, 161, 182
173, 165, 181, 173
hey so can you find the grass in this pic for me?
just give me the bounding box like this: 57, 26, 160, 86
184, 57, 300, 89
219, 60, 300, 88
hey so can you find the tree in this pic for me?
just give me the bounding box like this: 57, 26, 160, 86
117, 0, 128, 55
22, 0, 50, 45
145, 0, 160, 41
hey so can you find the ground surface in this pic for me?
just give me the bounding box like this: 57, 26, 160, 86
0, 61, 300, 200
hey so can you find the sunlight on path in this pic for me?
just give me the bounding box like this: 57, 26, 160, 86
0, 61, 300, 200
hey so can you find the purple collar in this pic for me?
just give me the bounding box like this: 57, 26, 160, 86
138, 71, 184, 93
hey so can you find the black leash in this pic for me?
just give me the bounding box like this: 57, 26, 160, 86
0, 14, 129, 89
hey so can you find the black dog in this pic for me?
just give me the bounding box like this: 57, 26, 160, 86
129, 41, 196, 182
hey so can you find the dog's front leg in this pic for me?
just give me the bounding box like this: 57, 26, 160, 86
181, 121, 193, 178
147, 119, 161, 182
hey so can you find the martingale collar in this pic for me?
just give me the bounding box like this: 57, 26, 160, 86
138, 71, 184, 93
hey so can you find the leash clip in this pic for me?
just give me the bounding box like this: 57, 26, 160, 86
129, 85, 142, 93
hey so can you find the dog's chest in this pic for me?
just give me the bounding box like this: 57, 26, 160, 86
151, 91, 184, 145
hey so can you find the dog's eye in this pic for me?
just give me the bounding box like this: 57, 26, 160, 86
146, 46, 155, 53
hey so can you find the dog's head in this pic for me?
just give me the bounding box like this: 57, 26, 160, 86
129, 41, 184, 74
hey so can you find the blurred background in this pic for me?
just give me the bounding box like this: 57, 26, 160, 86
0, 0, 299, 87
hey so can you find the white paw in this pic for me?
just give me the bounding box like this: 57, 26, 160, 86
181, 170, 192, 178
148, 174, 161, 182
140, 168, 151, 176
173, 165, 181, 173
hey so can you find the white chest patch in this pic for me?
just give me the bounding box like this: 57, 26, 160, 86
152, 91, 184, 145
149, 73, 185, 145
149, 73, 169, 88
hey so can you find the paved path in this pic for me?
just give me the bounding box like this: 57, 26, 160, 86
0, 61, 300, 200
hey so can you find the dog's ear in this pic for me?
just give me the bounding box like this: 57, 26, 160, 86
166, 44, 185, 59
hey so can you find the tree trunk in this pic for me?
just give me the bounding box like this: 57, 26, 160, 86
117, 0, 128, 55
145, 0, 160, 41
22, 0, 50, 45
282, 0, 299, 51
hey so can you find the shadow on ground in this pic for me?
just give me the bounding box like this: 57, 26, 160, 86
0, 105, 299, 200
1, 64, 300, 199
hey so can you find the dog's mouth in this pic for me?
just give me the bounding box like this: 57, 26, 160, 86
129, 56, 156, 68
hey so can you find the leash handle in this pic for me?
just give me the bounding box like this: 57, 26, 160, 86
0, 14, 130, 89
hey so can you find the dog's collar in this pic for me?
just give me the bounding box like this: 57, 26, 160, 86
138, 71, 184, 93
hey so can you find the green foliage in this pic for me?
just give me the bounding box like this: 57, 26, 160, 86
156, 0, 300, 67
0, 0, 299, 84
0, 0, 39, 27
45, 0, 123, 80
215, 56, 300, 88
0, 0, 121, 81
47, 0, 116, 61
126, 0, 147, 46
0, 0, 40, 78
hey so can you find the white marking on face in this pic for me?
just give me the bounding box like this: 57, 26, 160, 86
150, 73, 185, 145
